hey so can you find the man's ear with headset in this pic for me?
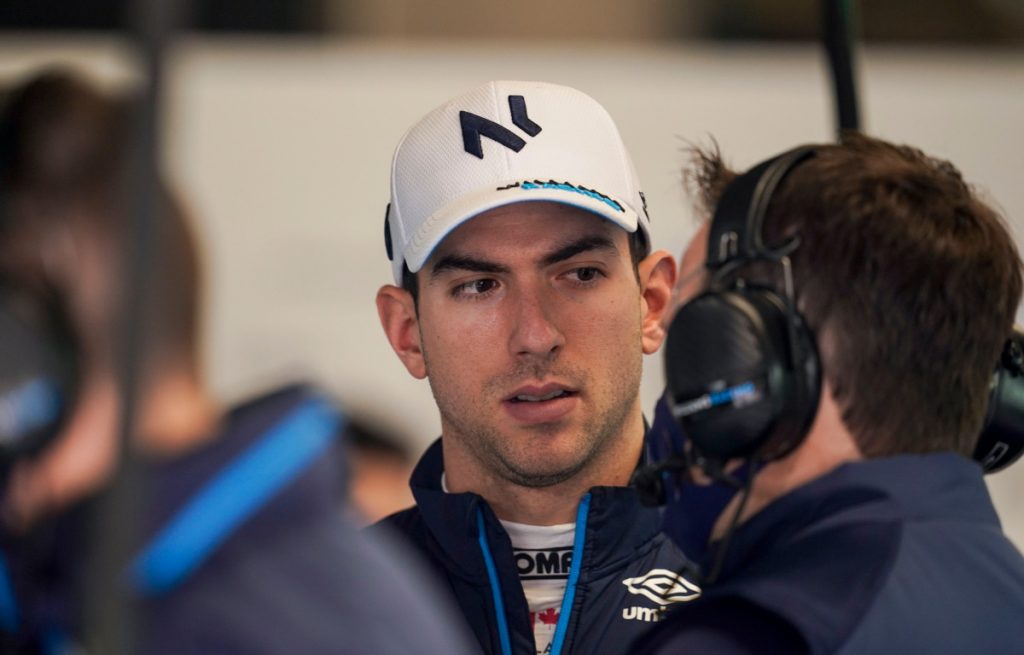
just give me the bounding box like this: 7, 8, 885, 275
640, 139, 1024, 547
0, 71, 130, 531
640, 219, 864, 572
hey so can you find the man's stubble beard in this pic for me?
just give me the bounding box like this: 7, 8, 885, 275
423, 343, 643, 490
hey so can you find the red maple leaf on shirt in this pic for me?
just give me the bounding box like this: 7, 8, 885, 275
538, 608, 559, 625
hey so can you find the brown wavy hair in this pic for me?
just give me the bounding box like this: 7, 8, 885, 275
686, 132, 1022, 458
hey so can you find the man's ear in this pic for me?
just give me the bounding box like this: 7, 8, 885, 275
376, 285, 427, 379
637, 250, 677, 355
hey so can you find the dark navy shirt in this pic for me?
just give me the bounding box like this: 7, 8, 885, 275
632, 453, 1024, 655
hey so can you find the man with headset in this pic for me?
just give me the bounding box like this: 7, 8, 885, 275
0, 69, 471, 654
632, 133, 1024, 654
375, 80, 699, 655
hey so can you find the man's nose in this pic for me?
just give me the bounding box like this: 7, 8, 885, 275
508, 288, 565, 361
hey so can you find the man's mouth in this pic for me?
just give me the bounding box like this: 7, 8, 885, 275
502, 383, 578, 424
503, 380, 577, 401
511, 389, 575, 403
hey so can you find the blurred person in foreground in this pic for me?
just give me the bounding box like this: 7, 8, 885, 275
374, 80, 698, 655
631, 134, 1024, 654
0, 69, 470, 654
344, 415, 415, 525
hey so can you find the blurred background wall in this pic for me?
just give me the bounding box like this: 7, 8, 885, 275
1, 0, 1023, 536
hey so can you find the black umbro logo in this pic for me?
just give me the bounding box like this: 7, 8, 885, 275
460, 95, 542, 159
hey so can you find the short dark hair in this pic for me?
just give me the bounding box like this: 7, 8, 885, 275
0, 69, 203, 378
401, 221, 649, 306
687, 132, 1022, 458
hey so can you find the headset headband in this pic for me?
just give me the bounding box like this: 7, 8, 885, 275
706, 145, 818, 272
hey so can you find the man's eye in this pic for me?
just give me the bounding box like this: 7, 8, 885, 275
571, 267, 602, 283
454, 279, 498, 297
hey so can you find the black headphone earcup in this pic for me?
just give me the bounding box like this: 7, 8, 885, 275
664, 289, 819, 463
0, 294, 75, 470
975, 330, 1024, 473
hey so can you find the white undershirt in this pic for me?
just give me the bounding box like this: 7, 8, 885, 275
500, 519, 575, 655
441, 474, 574, 655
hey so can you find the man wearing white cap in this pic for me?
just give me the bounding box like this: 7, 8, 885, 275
375, 81, 700, 655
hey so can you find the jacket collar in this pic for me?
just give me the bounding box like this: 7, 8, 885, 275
708, 452, 993, 581
409, 437, 666, 580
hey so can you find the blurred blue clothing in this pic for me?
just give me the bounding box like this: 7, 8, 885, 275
0, 385, 471, 654
631, 453, 1024, 654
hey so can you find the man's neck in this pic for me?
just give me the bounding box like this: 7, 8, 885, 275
469, 477, 599, 526
442, 415, 645, 525
139, 370, 220, 457
710, 386, 863, 541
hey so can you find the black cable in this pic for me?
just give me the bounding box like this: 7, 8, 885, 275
81, 1, 185, 652
702, 459, 760, 586
821, 0, 861, 136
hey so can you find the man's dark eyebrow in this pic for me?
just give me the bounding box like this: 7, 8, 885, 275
430, 254, 510, 278
540, 235, 618, 268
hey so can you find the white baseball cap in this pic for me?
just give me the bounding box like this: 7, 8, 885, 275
384, 80, 651, 285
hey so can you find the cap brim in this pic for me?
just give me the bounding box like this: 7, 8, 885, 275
403, 183, 641, 274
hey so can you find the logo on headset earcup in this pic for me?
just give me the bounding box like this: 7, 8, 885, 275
663, 287, 820, 463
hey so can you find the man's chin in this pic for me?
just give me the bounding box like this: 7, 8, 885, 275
503, 470, 578, 489
498, 455, 588, 489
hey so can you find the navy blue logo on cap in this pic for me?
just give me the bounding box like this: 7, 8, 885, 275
461, 95, 542, 160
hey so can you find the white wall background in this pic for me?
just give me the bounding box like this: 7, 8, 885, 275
1, 36, 1022, 544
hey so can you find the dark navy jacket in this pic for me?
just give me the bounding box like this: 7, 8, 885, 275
0, 385, 471, 654
632, 453, 1024, 655
378, 438, 700, 655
